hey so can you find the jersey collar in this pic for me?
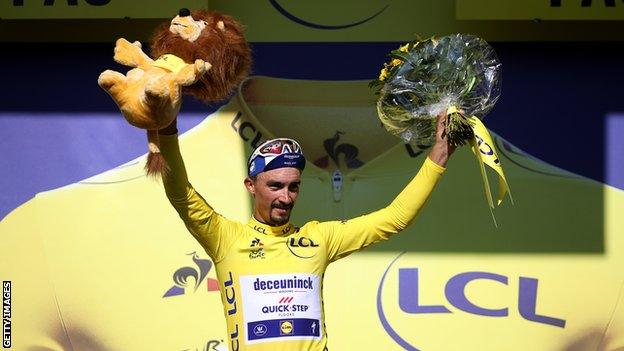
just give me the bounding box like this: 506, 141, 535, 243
247, 216, 296, 236
233, 76, 425, 177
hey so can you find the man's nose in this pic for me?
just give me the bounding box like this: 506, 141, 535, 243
277, 189, 292, 204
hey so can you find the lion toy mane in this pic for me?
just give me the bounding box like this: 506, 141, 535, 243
98, 8, 251, 176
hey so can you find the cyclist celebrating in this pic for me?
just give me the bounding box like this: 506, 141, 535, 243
157, 112, 454, 351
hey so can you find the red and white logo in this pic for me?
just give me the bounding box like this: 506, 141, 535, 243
279, 296, 294, 304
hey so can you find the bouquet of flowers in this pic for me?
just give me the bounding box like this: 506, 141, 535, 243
369, 34, 501, 147
371, 34, 511, 225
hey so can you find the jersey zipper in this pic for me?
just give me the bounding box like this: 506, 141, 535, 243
332, 169, 343, 202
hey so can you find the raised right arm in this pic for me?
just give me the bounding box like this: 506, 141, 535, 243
158, 120, 240, 262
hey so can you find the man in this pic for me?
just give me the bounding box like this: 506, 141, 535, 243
157, 111, 454, 351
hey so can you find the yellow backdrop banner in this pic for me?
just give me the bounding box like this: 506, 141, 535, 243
1, 0, 207, 19
457, 0, 624, 20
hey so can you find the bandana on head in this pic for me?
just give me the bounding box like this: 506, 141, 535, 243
248, 138, 306, 177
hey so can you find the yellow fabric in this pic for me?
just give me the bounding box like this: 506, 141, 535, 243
152, 54, 187, 74
0, 77, 622, 350
445, 107, 511, 216
469, 115, 511, 207
159, 134, 444, 350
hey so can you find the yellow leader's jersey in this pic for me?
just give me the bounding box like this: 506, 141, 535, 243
1, 77, 623, 350
159, 134, 444, 351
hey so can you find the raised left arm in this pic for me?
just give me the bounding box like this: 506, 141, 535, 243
319, 113, 453, 262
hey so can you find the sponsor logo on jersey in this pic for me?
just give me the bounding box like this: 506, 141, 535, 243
249, 250, 266, 259
251, 225, 294, 235
253, 276, 314, 291
288, 237, 319, 248
252, 225, 267, 234
241, 274, 322, 342
279, 320, 294, 335
262, 304, 310, 314
224, 271, 240, 351
286, 236, 320, 258
251, 237, 263, 247
163, 252, 219, 298
279, 296, 294, 304
260, 297, 310, 317
247, 318, 321, 341
377, 253, 567, 350
249, 238, 266, 260
253, 324, 268, 337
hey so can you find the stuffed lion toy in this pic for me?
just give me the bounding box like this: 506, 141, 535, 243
98, 8, 251, 175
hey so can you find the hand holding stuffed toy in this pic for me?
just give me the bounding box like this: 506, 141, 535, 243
98, 8, 251, 175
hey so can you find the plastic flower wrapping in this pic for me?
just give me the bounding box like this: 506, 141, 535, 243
371, 34, 511, 225
370, 34, 501, 147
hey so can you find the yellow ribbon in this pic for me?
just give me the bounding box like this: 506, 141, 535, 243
152, 54, 187, 74
447, 106, 513, 227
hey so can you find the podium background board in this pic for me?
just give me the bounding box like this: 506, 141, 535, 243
1, 1, 624, 350
3, 0, 624, 42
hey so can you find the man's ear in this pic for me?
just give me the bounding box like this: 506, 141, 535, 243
244, 177, 255, 196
